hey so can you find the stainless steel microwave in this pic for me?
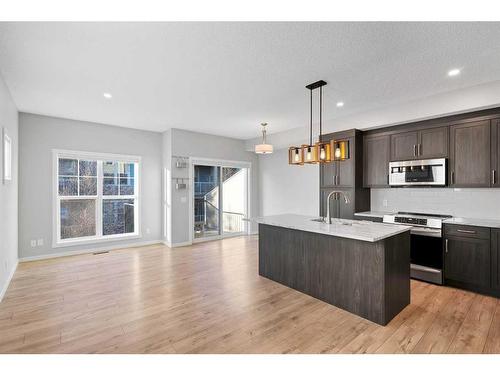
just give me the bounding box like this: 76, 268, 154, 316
389, 158, 447, 186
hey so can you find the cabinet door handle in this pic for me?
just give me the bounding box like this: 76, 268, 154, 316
445, 239, 448, 253
413, 144, 417, 157
333, 175, 336, 185
451, 171, 454, 185
456, 229, 476, 234
493, 170, 497, 185
418, 143, 422, 156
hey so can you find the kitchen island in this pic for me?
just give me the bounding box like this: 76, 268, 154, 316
256, 214, 411, 325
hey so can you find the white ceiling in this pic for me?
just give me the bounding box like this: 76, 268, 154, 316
1, 22, 500, 139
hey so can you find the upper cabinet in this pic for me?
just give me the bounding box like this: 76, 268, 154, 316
391, 131, 419, 161
390, 126, 448, 161
419, 127, 449, 159
449, 120, 491, 187
363, 134, 390, 188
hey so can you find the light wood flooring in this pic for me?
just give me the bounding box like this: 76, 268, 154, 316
1, 235, 499, 354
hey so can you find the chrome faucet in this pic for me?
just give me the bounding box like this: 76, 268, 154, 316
326, 191, 351, 224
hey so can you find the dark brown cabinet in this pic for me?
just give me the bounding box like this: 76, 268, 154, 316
449, 120, 492, 187
391, 131, 419, 161
444, 224, 491, 290
492, 229, 500, 291
419, 126, 449, 159
320, 136, 354, 188
492, 120, 500, 187
363, 134, 390, 187
390, 127, 448, 161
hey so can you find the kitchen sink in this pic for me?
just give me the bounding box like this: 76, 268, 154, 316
310, 218, 353, 226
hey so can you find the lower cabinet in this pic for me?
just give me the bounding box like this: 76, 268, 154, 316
444, 224, 499, 297
492, 229, 500, 291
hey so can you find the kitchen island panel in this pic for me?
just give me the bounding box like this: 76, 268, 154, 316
258, 223, 410, 325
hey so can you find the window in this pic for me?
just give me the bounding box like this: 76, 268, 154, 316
53, 150, 140, 246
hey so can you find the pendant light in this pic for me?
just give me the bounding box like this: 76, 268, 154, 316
254, 123, 273, 154
331, 138, 350, 160
289, 80, 330, 165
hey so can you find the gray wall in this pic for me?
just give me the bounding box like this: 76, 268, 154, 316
371, 188, 500, 219
19, 113, 162, 259
0, 72, 18, 298
163, 128, 260, 245
258, 148, 319, 217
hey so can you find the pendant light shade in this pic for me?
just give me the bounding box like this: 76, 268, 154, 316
254, 123, 273, 154
302, 143, 319, 164
288, 146, 304, 165
315, 140, 331, 162
331, 139, 350, 160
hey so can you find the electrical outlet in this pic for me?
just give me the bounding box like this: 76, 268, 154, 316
30, 240, 37, 247
37, 238, 44, 246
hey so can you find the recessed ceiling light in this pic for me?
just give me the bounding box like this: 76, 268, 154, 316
336, 101, 344, 107
447, 69, 461, 77
103, 92, 112, 99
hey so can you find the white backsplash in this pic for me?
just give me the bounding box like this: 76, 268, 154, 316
371, 188, 500, 220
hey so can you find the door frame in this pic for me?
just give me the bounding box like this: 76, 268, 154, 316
189, 157, 251, 243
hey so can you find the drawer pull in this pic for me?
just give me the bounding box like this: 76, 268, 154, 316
456, 229, 476, 234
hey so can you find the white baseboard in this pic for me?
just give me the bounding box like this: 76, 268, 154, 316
163, 240, 192, 248
19, 240, 162, 262
0, 259, 18, 303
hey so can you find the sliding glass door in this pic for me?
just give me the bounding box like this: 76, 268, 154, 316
194, 165, 220, 239
193, 163, 248, 241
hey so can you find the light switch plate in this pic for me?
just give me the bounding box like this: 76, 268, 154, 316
37, 239, 44, 246
30, 240, 36, 247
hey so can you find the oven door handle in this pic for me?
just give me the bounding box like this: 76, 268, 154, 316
410, 227, 442, 237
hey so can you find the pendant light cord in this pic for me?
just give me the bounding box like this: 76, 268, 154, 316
319, 86, 322, 141
309, 89, 313, 146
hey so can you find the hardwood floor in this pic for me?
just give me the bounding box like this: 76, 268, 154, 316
0, 235, 499, 354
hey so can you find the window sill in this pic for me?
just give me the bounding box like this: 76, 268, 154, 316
53, 233, 142, 248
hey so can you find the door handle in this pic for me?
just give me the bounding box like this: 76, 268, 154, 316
445, 239, 448, 253
456, 229, 476, 234
413, 144, 417, 157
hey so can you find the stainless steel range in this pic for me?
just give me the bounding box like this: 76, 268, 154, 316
383, 212, 452, 284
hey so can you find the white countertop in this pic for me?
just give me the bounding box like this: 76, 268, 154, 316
444, 217, 500, 228
254, 214, 411, 242
354, 211, 394, 218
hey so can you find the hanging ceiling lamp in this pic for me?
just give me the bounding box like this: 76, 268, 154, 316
289, 80, 331, 165
254, 123, 273, 154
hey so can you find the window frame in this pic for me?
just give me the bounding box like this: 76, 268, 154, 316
52, 149, 141, 248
